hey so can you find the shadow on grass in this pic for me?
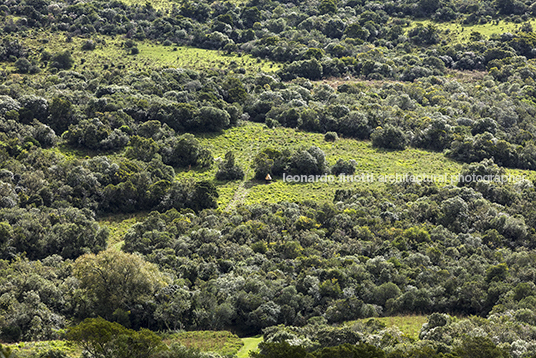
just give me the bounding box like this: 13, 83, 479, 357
244, 179, 270, 189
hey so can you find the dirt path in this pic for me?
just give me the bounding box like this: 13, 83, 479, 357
225, 143, 255, 211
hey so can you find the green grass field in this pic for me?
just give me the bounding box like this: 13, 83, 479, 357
408, 18, 536, 43
2, 28, 279, 75
164, 331, 244, 356
118, 0, 249, 11
98, 212, 148, 251
348, 315, 429, 340
237, 336, 263, 358
8, 340, 82, 358
179, 122, 465, 208
117, 0, 177, 11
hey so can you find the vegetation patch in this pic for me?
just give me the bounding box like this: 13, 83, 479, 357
2, 30, 279, 76
408, 19, 536, 43
348, 315, 429, 340
237, 336, 263, 358
8, 340, 82, 358
181, 122, 465, 207
164, 331, 243, 356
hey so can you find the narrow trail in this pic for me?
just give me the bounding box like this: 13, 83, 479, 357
225, 178, 250, 212
225, 143, 255, 212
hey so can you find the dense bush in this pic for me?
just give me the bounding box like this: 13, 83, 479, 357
371, 125, 409, 150
215, 151, 244, 181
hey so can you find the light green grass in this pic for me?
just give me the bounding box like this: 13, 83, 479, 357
118, 0, 249, 11
409, 18, 536, 43
349, 315, 429, 340
164, 331, 243, 356
118, 0, 177, 11
98, 212, 147, 250
179, 122, 465, 208
188, 122, 536, 207
237, 336, 263, 358
137, 43, 280, 73
8, 340, 82, 358
4, 30, 279, 75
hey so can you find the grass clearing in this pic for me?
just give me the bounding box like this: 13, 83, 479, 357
118, 0, 249, 11
408, 18, 536, 43
164, 331, 243, 356
348, 315, 429, 340
180, 122, 465, 208
8, 340, 82, 358
237, 336, 263, 358
136, 43, 280, 73
98, 212, 147, 250
118, 0, 177, 11
2, 29, 279, 76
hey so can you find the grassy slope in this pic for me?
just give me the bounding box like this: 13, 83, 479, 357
98, 121, 535, 236
180, 122, 465, 208
3, 28, 279, 75
408, 18, 536, 42
164, 331, 244, 356
348, 315, 429, 340
237, 336, 263, 358
186, 123, 536, 208
98, 212, 148, 250
118, 0, 248, 11
8, 340, 82, 358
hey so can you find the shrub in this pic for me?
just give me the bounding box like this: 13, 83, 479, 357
331, 159, 356, 175
215, 151, 245, 181
324, 132, 338, 142
82, 40, 96, 51
50, 51, 73, 70
371, 125, 408, 150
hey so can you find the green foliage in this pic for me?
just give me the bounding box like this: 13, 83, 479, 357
67, 317, 164, 358
371, 126, 409, 150
50, 51, 73, 70
6, 0, 536, 349
0, 344, 14, 358
216, 151, 245, 181
250, 341, 308, 358
453, 336, 508, 358
165, 331, 243, 357
319, 0, 337, 14
73, 250, 168, 321
313, 343, 386, 358
324, 132, 338, 142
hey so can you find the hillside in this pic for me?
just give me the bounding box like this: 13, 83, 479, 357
2, 0, 536, 357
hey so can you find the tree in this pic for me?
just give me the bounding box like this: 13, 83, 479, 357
125, 136, 159, 162
252, 148, 291, 179
161, 134, 212, 168
319, 0, 337, 14
289, 146, 327, 175
371, 125, 408, 150
216, 151, 245, 181
454, 336, 508, 358
50, 51, 73, 70
224, 78, 248, 103
14, 58, 31, 73
344, 23, 369, 40
250, 340, 308, 358
73, 250, 169, 320
67, 317, 164, 358
408, 24, 439, 45
198, 106, 230, 131
47, 97, 74, 135
191, 180, 218, 212
331, 159, 356, 176
313, 343, 385, 358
